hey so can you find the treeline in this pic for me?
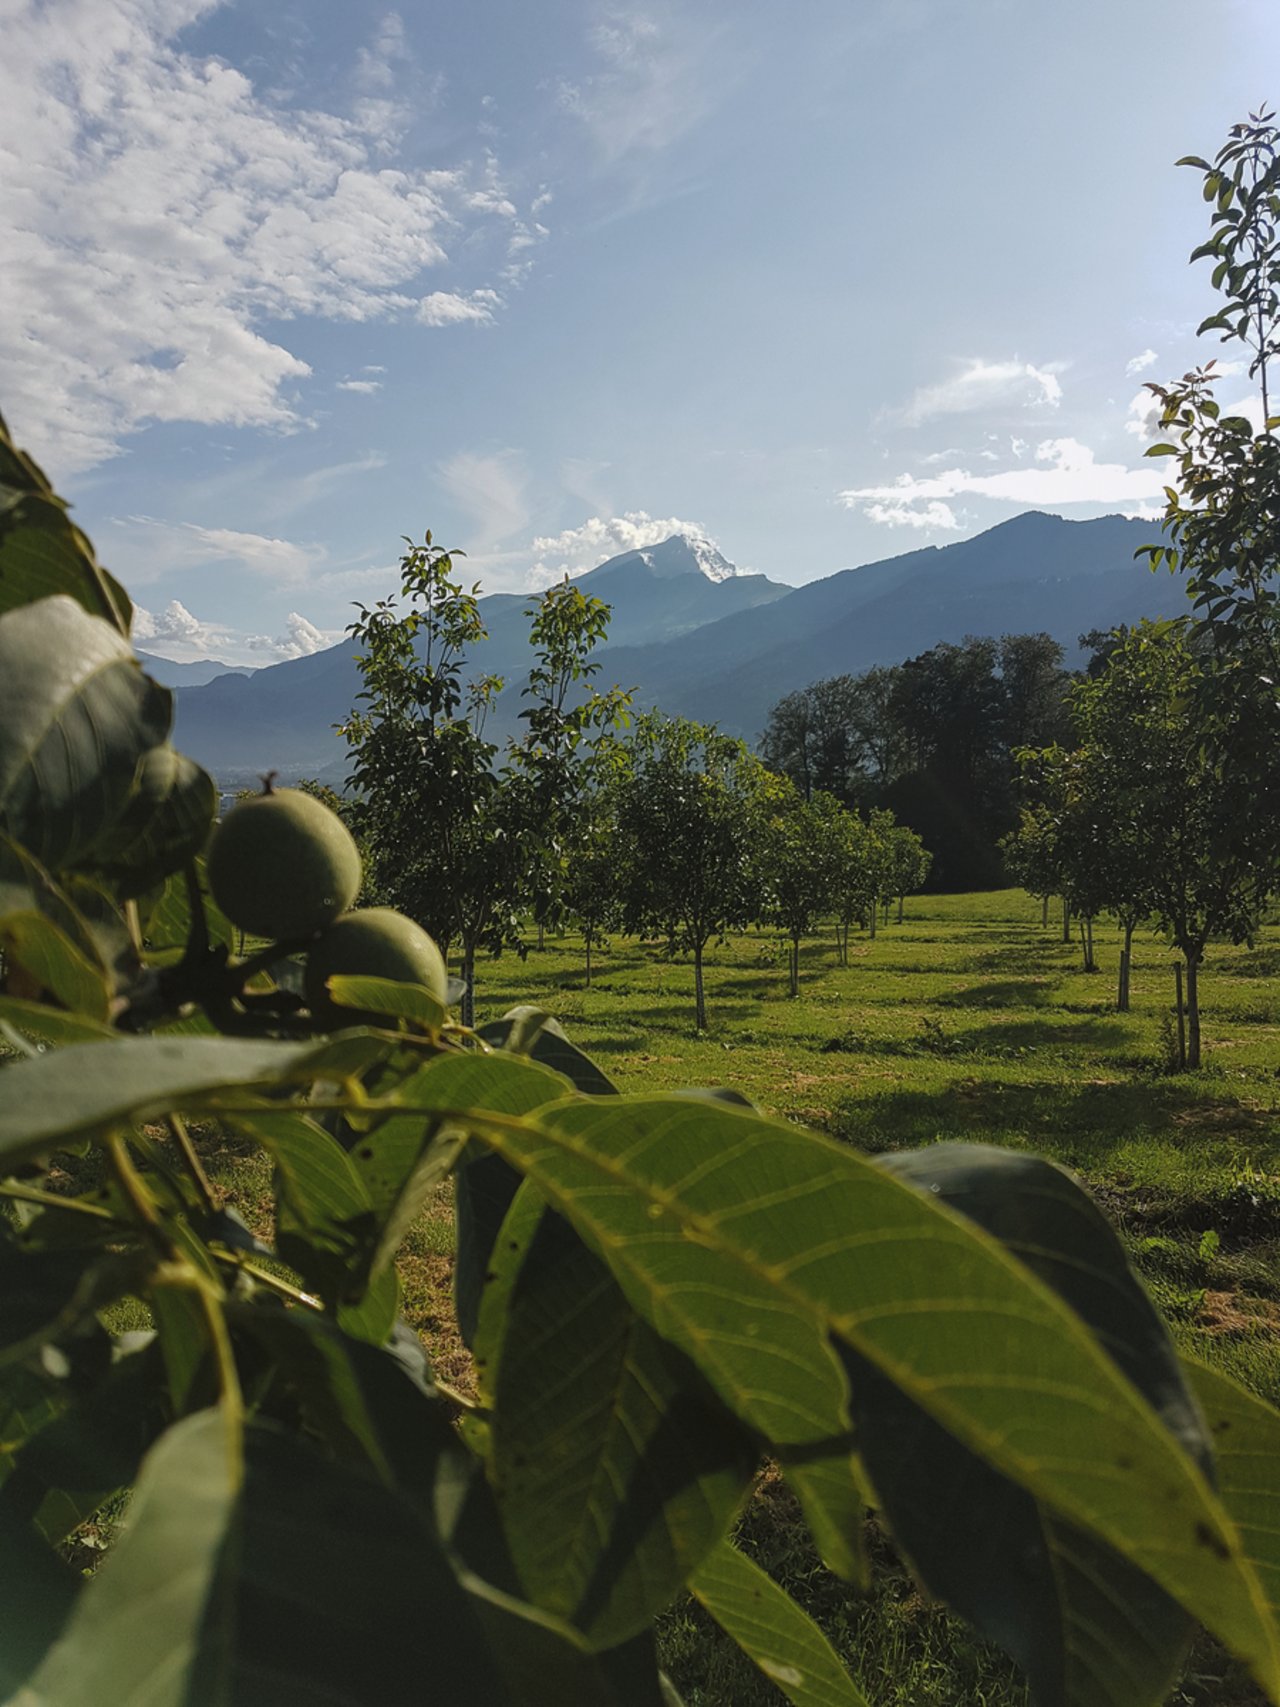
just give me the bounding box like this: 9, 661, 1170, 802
332, 535, 929, 1030
760, 633, 1077, 889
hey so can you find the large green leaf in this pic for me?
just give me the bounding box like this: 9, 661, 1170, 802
326, 972, 446, 1032
0, 837, 112, 1019
479, 1005, 620, 1096
0, 416, 131, 634
12, 1405, 512, 1706
0, 596, 171, 872
0, 996, 117, 1046
0, 1032, 390, 1166
85, 743, 217, 898
138, 857, 235, 956
452, 1088, 1280, 1698
228, 1108, 374, 1303
690, 1539, 872, 1707
6, 1338, 170, 1545
477, 1178, 757, 1648
1187, 1360, 1280, 1628
0, 1478, 82, 1697
392, 1050, 576, 1346
849, 1143, 1206, 1706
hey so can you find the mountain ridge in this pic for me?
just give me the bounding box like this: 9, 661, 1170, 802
170, 513, 1192, 782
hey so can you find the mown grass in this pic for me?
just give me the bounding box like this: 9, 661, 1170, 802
61, 888, 1280, 1701
465, 890, 1280, 1704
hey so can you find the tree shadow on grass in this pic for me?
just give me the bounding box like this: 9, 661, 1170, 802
828, 1075, 1276, 1168
935, 979, 1055, 1010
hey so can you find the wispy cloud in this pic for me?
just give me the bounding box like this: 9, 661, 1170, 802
0, 0, 531, 474
840, 437, 1165, 527
1125, 348, 1159, 376
437, 450, 530, 552
107, 514, 322, 585
336, 379, 383, 394
893, 359, 1065, 427
556, 6, 730, 164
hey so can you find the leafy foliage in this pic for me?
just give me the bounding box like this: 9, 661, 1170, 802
2, 406, 1280, 1707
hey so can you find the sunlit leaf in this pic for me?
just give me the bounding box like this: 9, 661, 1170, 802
690, 1539, 872, 1707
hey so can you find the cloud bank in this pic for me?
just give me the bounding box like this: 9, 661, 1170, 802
0, 0, 529, 473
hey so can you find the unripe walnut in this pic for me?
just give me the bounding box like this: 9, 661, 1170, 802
206, 786, 361, 941
304, 908, 448, 1028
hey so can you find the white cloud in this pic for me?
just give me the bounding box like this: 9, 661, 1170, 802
862, 499, 963, 531
839, 437, 1166, 526
132, 597, 341, 665
895, 359, 1064, 427
1124, 388, 1163, 442
108, 515, 320, 585
355, 12, 408, 93
0, 0, 529, 474
336, 378, 383, 394
417, 289, 501, 326
1125, 348, 1159, 376
527, 510, 712, 586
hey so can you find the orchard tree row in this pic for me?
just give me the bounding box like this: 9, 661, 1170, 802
331, 541, 930, 1032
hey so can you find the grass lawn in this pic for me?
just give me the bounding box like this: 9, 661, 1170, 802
465, 888, 1280, 1705
84, 887, 1280, 1704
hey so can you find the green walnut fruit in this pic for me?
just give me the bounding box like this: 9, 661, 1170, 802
206, 786, 361, 941
304, 907, 448, 1028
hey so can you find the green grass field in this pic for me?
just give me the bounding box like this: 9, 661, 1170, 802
133, 889, 1280, 1704
462, 889, 1280, 1706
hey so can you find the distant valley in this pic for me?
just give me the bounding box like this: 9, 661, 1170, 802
168, 513, 1193, 786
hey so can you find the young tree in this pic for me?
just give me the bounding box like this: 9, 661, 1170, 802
339, 533, 516, 1026
1142, 110, 1280, 896
616, 714, 768, 1030
886, 822, 932, 923
757, 782, 845, 997
506, 577, 629, 947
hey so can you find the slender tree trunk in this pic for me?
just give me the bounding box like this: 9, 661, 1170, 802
538, 921, 545, 951
1117, 919, 1134, 1011
789, 934, 799, 999
1175, 962, 1187, 1071
1186, 953, 1201, 1070
585, 929, 592, 988
1079, 915, 1094, 973
694, 940, 707, 1032
868, 905, 877, 941
897, 892, 905, 925
460, 942, 476, 1029
1061, 897, 1071, 943
1041, 894, 1050, 929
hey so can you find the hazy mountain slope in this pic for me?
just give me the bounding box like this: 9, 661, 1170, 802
599, 513, 1191, 739
172, 532, 789, 776
136, 651, 254, 688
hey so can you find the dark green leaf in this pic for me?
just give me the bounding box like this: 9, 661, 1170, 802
86, 744, 217, 898
0, 417, 131, 634
479, 1005, 620, 1096
15, 1405, 512, 1706
0, 836, 112, 1019
0, 1032, 391, 1166
477, 1179, 757, 1647
0, 597, 171, 872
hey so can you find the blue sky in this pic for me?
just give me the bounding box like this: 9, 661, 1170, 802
2, 0, 1276, 663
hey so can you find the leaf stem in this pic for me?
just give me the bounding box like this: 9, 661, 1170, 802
167, 1111, 218, 1215
0, 1180, 118, 1221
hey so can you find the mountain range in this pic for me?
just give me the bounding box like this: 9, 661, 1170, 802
169, 512, 1193, 786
